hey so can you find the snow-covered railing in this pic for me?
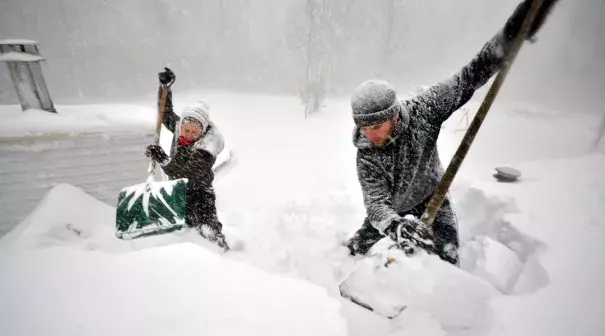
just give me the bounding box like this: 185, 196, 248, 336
0, 39, 56, 113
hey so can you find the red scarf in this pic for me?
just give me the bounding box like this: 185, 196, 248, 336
178, 135, 194, 147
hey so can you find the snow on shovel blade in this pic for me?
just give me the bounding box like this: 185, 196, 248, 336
115, 178, 188, 240
339, 250, 499, 325
339, 252, 421, 319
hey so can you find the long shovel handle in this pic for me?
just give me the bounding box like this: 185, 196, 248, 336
148, 85, 169, 180
420, 0, 545, 227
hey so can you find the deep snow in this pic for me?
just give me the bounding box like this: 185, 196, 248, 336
0, 184, 348, 336
0, 244, 347, 336
1, 91, 604, 335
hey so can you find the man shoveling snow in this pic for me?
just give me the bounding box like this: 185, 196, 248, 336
145, 68, 230, 251
346, 0, 560, 266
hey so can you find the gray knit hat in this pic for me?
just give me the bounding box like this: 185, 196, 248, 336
351, 80, 401, 127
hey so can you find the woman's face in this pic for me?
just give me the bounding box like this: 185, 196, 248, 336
180, 122, 203, 142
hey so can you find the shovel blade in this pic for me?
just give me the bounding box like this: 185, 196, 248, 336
339, 252, 413, 319
339, 250, 500, 325
115, 178, 188, 240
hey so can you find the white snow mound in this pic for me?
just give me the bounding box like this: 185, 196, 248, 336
461, 236, 523, 293
0, 104, 155, 137
0, 183, 244, 253
0, 243, 348, 336
0, 183, 116, 250
0, 183, 347, 336
340, 250, 499, 331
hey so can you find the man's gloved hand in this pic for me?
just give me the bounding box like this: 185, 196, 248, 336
505, 0, 561, 43
385, 215, 435, 256
158, 67, 176, 87
145, 144, 169, 164
526, 0, 561, 42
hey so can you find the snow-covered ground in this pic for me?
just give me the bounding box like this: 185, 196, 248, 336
1, 91, 604, 335
0, 185, 347, 336
1, 103, 155, 137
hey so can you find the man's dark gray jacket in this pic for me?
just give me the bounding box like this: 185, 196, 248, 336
353, 1, 535, 233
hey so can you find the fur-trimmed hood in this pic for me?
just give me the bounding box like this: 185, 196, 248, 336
171, 100, 224, 158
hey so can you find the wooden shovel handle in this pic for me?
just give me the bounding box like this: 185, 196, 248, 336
155, 86, 169, 144
148, 85, 169, 177
420, 0, 545, 227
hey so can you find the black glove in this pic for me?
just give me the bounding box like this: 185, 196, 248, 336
145, 144, 169, 164
527, 0, 560, 41
505, 0, 561, 42
158, 67, 176, 87
385, 215, 435, 256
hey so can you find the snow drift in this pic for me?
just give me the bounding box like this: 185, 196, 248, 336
0, 184, 348, 336
0, 244, 348, 336
1, 104, 155, 137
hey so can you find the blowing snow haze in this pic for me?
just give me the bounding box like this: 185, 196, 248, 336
1, 1, 605, 335
0, 0, 604, 115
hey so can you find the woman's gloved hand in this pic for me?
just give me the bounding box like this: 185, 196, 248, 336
158, 67, 176, 87
145, 144, 169, 164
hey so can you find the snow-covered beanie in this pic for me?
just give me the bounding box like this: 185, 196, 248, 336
182, 116, 203, 127
351, 80, 401, 127
178, 100, 211, 134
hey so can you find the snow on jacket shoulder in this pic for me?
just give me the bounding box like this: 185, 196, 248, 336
193, 123, 225, 159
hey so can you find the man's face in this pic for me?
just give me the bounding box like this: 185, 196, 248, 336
180, 122, 203, 142
360, 115, 398, 146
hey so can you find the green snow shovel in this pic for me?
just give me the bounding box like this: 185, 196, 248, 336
339, 0, 558, 319
115, 80, 189, 240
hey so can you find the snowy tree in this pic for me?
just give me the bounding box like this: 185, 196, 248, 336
376, 0, 403, 78
286, 0, 334, 117
595, 112, 605, 150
